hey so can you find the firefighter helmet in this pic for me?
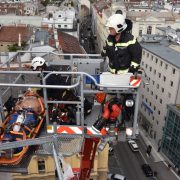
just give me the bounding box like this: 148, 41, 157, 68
106, 14, 127, 33
31, 57, 46, 70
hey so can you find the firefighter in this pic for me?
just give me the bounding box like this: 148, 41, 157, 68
31, 56, 65, 100
101, 13, 142, 74
92, 97, 122, 133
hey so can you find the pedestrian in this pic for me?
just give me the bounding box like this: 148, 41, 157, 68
101, 13, 142, 74
168, 163, 172, 169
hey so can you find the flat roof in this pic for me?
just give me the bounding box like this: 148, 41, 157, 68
140, 41, 180, 69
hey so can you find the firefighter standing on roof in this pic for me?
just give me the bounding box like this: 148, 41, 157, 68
101, 13, 142, 74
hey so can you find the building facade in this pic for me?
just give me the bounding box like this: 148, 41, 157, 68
41, 7, 77, 30
126, 11, 180, 38
161, 104, 180, 168
12, 145, 109, 180
139, 38, 180, 145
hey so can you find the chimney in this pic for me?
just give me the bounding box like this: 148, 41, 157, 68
18, 33, 21, 47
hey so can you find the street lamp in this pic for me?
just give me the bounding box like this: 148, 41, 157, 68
126, 128, 133, 137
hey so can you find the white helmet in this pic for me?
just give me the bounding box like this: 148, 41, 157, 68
106, 14, 127, 33
31, 57, 45, 70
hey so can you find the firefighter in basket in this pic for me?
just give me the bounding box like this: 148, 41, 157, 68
31, 57, 93, 124
92, 96, 122, 135
101, 13, 142, 74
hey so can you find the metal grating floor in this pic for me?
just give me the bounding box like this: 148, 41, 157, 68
0, 147, 34, 173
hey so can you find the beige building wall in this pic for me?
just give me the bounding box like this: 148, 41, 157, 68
12, 145, 109, 180
139, 46, 180, 144
127, 12, 180, 38
0, 42, 13, 52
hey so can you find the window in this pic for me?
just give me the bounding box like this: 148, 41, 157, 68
151, 55, 153, 60
165, 64, 168, 69
160, 61, 163, 66
155, 95, 158, 99
145, 64, 148, 68
152, 80, 155, 85
158, 110, 160, 115
170, 81, 173, 87
155, 58, 158, 64
168, 92, 171, 98
158, 73, 161, 78
161, 88, 164, 93
151, 91, 153, 95
58, 25, 61, 28
64, 25, 67, 27
156, 84, 159, 89
139, 29, 143, 36
160, 99, 162, 104
149, 67, 152, 71
154, 106, 156, 110
147, 26, 152, 34
147, 53, 149, 58
172, 68, 175, 74
154, 69, 156, 75
141, 61, 144, 66
38, 159, 45, 173
163, 76, 166, 82
147, 87, 149, 92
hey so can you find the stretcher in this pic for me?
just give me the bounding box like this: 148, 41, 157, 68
0, 90, 45, 165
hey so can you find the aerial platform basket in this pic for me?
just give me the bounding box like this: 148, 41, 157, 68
99, 72, 142, 89
36, 133, 84, 157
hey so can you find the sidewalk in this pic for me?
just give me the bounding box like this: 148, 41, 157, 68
139, 128, 164, 163
139, 128, 180, 180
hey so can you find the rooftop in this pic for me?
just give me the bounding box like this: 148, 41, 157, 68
126, 11, 179, 21
58, 31, 84, 54
140, 39, 180, 69
0, 25, 32, 43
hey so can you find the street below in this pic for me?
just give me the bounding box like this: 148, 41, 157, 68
109, 134, 180, 180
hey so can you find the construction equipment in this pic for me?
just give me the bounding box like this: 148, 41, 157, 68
0, 52, 143, 179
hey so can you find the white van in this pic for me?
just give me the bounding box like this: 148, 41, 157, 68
107, 173, 126, 180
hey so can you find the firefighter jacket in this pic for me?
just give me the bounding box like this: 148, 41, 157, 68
38, 66, 65, 99
102, 32, 142, 73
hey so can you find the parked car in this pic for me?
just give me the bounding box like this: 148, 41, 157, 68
128, 140, 139, 151
107, 173, 126, 180
141, 164, 153, 177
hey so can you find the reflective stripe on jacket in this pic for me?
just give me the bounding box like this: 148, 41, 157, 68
103, 33, 142, 72
108, 66, 129, 74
